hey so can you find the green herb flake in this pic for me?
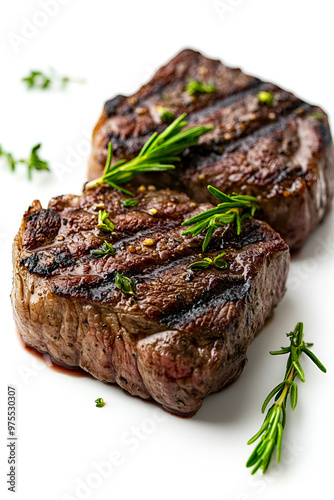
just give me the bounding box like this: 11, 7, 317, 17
187, 258, 213, 271
213, 252, 227, 269
90, 240, 114, 256
187, 252, 228, 271
311, 113, 324, 120
186, 79, 216, 96
156, 106, 176, 124
115, 271, 136, 296
122, 199, 139, 208
97, 210, 115, 233
257, 91, 274, 106
95, 398, 105, 408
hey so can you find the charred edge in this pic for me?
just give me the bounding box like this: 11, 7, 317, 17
20, 252, 76, 276
26, 208, 60, 224
104, 95, 127, 117
316, 119, 333, 149
23, 209, 61, 250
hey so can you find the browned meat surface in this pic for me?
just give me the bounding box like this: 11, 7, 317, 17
88, 49, 334, 250
12, 185, 289, 416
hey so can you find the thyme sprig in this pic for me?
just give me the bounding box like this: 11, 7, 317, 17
85, 114, 213, 195
186, 79, 216, 96
246, 322, 326, 475
115, 271, 136, 296
188, 252, 227, 271
22, 70, 85, 90
182, 186, 259, 251
0, 143, 49, 180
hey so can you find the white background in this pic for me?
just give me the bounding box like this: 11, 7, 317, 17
1, 1, 334, 499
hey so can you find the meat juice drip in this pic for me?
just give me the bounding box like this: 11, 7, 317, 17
15, 328, 88, 378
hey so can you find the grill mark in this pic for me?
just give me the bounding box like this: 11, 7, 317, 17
186, 81, 270, 123
20, 252, 76, 276
158, 279, 251, 328
158, 76, 263, 119
102, 87, 308, 180
22, 211, 268, 281
50, 219, 268, 305
184, 103, 313, 173
110, 220, 183, 250
102, 78, 264, 159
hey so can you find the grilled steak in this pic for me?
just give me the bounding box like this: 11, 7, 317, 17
88, 49, 334, 250
12, 185, 289, 416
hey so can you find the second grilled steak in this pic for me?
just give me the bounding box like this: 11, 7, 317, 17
88, 49, 334, 250
12, 186, 289, 416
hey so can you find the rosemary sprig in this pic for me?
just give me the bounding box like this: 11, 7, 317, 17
186, 79, 216, 96
188, 252, 227, 271
115, 271, 136, 296
85, 114, 213, 195
257, 91, 274, 106
182, 186, 259, 251
0, 143, 49, 180
22, 70, 85, 90
97, 210, 114, 233
246, 322, 326, 475
122, 199, 139, 208
90, 241, 114, 256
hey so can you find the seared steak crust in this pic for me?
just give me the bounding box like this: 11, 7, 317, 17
12, 186, 289, 415
88, 49, 334, 249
